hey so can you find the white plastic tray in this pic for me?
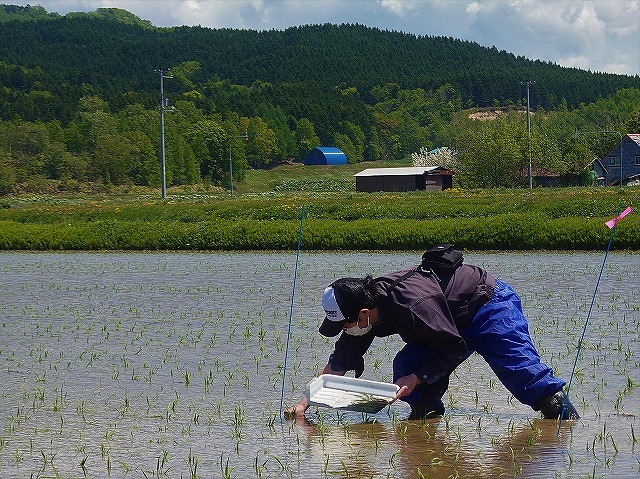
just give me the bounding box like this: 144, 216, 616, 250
305, 374, 399, 413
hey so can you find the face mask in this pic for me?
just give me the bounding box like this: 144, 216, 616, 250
344, 316, 372, 336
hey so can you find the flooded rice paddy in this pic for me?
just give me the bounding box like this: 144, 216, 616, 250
0, 251, 638, 478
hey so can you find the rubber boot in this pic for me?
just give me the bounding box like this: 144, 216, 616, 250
408, 396, 445, 420
537, 390, 580, 420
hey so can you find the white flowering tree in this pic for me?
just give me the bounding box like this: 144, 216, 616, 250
411, 146, 457, 171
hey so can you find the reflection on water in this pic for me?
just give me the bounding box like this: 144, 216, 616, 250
0, 251, 638, 478
293, 413, 573, 479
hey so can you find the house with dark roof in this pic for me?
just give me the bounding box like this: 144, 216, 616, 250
589, 157, 608, 186
601, 134, 640, 185
531, 167, 561, 187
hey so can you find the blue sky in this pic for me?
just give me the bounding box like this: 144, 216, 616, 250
11, 0, 640, 76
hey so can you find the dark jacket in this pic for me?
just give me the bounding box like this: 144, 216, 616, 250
329, 264, 496, 383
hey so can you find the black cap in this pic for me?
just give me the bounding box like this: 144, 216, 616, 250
318, 316, 346, 337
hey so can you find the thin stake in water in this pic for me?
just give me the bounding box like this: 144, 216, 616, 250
559, 205, 632, 432
279, 205, 305, 422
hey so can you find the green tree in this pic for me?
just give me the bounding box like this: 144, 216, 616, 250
256, 103, 296, 162
456, 117, 522, 187
246, 117, 278, 169
165, 101, 205, 185
10, 120, 49, 181
117, 103, 159, 144
561, 137, 595, 175
334, 132, 355, 164
533, 128, 562, 176
335, 122, 366, 163
170, 61, 202, 91
0, 155, 16, 195
625, 108, 640, 133
167, 135, 199, 185
186, 119, 227, 183
346, 122, 365, 162
77, 95, 117, 151
365, 126, 381, 162
93, 134, 131, 185
294, 118, 320, 161
41, 141, 70, 179
125, 130, 157, 185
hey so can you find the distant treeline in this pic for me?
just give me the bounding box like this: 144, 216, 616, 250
1, 8, 638, 117
0, 5, 639, 193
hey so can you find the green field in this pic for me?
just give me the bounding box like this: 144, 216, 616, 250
1, 163, 638, 251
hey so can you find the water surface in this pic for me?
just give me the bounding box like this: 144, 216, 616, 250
0, 251, 638, 478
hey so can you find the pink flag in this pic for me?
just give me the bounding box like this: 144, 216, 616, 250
605, 206, 632, 229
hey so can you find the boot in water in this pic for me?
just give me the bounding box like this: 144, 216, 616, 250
408, 396, 445, 420
537, 390, 580, 420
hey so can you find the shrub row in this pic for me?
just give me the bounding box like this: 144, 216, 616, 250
0, 188, 636, 250
0, 214, 637, 251
1, 190, 636, 222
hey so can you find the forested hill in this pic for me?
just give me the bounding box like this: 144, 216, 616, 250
1, 4, 640, 195
0, 3, 638, 122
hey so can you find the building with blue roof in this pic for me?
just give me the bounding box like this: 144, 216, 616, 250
303, 146, 347, 165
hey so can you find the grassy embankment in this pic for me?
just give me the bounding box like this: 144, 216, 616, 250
0, 163, 638, 251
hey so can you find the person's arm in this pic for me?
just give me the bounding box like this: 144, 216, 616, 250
284, 363, 346, 419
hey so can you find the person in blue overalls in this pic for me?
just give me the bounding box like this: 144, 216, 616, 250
286, 261, 579, 420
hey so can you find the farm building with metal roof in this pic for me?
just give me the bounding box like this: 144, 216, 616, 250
303, 147, 347, 165
354, 166, 453, 192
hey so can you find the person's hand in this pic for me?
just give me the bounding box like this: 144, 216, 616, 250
392, 374, 420, 402
284, 396, 309, 419
284, 364, 344, 420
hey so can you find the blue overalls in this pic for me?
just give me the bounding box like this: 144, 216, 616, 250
393, 279, 566, 410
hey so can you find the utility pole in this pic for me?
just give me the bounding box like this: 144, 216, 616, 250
155, 68, 173, 199
229, 130, 249, 198
521, 80, 535, 189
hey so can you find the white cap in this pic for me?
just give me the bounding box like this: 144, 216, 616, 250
321, 286, 345, 323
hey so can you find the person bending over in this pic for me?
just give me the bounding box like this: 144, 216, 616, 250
286, 260, 579, 421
